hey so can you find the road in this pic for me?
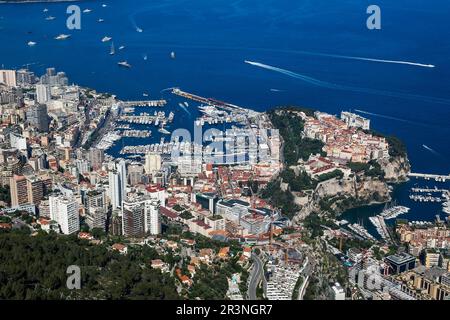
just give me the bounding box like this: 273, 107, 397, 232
248, 253, 264, 300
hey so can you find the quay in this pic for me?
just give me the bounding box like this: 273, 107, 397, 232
119, 100, 167, 108
172, 88, 249, 113
411, 187, 447, 193
408, 172, 450, 182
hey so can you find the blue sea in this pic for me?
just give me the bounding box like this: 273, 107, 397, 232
0, 0, 449, 228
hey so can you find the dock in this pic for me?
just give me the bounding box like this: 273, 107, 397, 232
119, 100, 167, 108
408, 172, 450, 182
171, 88, 250, 113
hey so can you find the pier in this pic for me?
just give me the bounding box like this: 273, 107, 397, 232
119, 100, 167, 108
408, 172, 450, 182
172, 88, 248, 113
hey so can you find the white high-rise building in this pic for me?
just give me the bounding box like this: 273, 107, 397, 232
118, 160, 127, 202
144, 199, 161, 235
49, 194, 80, 235
0, 70, 17, 87
108, 170, 121, 210
35, 84, 51, 104
144, 152, 161, 174
122, 197, 161, 237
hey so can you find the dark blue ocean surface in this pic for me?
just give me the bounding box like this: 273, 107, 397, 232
0, 0, 449, 227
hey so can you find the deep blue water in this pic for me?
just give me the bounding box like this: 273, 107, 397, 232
0, 0, 449, 227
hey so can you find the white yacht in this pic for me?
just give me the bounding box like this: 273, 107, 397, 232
118, 61, 131, 68
55, 34, 71, 40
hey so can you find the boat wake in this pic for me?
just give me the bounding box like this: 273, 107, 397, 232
313, 53, 435, 68
353, 109, 416, 124
244, 60, 450, 105
178, 103, 191, 116
422, 144, 441, 156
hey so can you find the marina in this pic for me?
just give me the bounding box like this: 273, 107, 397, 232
347, 223, 377, 242
118, 111, 174, 126
116, 129, 151, 138
119, 100, 167, 108
95, 132, 121, 150
408, 172, 450, 182
368, 215, 392, 243
380, 204, 410, 220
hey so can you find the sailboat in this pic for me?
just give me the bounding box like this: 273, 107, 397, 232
110, 42, 115, 55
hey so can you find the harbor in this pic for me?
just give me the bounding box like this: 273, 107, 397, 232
346, 223, 377, 242
380, 204, 410, 220
115, 129, 151, 138
368, 215, 394, 243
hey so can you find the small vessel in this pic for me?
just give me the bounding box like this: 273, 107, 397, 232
102, 4, 108, 8
27, 41, 37, 47
110, 42, 115, 55
136, 27, 143, 33
118, 61, 131, 68
98, 18, 105, 23
143, 54, 148, 61
83, 9, 92, 13
102, 36, 112, 42
158, 125, 170, 135
55, 34, 71, 40
143, 93, 149, 97
43, 8, 49, 13
45, 16, 56, 21
119, 45, 125, 50
183, 102, 189, 107
170, 51, 176, 59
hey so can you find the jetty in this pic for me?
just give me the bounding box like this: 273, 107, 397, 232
408, 172, 450, 182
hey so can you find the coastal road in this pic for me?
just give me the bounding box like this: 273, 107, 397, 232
248, 253, 264, 300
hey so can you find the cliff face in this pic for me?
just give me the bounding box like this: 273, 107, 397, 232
379, 156, 410, 182
292, 176, 391, 222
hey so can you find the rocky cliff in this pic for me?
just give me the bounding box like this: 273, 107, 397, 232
293, 175, 391, 222
379, 156, 410, 182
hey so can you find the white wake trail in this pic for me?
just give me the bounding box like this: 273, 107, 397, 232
353, 109, 412, 124
422, 144, 440, 156
244, 60, 450, 105
321, 54, 435, 68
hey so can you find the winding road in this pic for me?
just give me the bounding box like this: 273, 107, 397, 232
248, 252, 264, 300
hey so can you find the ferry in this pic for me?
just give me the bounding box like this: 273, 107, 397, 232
55, 34, 71, 40
118, 61, 131, 68
27, 41, 37, 47
102, 36, 112, 42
